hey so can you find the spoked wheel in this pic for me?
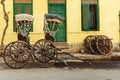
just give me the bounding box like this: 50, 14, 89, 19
84, 35, 96, 54
3, 42, 14, 68
3, 41, 30, 69
33, 39, 58, 67
96, 35, 113, 55
90, 35, 100, 54
33, 53, 58, 68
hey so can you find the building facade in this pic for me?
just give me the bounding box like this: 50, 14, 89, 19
0, 0, 120, 50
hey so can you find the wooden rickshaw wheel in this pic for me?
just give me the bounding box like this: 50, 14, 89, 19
90, 35, 101, 54
33, 39, 58, 66
3, 41, 30, 69
96, 35, 113, 55
84, 35, 97, 54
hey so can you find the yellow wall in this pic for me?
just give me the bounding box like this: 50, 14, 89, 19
0, 0, 16, 44
99, 0, 120, 44
0, 0, 47, 44
0, 0, 120, 48
30, 0, 47, 43
67, 0, 120, 46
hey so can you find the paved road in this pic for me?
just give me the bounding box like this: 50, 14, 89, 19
0, 58, 120, 80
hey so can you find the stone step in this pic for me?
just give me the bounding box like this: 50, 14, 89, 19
54, 42, 69, 49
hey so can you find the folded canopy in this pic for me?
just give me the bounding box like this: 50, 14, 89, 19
44, 14, 64, 23
15, 14, 34, 21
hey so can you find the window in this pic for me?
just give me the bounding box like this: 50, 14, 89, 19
13, 0, 33, 32
49, 0, 65, 4
82, 0, 99, 31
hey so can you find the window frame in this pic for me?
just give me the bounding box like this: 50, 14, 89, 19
81, 0, 99, 31
13, 0, 33, 32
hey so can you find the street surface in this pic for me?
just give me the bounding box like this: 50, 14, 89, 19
0, 57, 120, 80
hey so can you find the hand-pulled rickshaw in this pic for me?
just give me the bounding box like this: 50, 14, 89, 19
3, 14, 66, 69
3, 14, 113, 69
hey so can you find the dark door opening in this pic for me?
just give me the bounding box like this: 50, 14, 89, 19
90, 5, 97, 29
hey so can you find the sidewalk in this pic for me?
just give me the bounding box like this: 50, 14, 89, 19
1, 52, 120, 69
58, 52, 120, 61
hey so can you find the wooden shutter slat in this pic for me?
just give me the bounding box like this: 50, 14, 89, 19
82, 5, 89, 31
15, 0, 31, 3
49, 0, 65, 3
25, 6, 31, 14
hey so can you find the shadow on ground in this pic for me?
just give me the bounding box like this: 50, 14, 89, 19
54, 61, 120, 70
1, 60, 120, 70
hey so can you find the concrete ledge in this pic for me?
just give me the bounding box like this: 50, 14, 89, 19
58, 53, 120, 61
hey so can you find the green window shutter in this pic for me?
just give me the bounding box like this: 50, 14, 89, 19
13, 3, 33, 32
82, 4, 90, 31
96, 4, 99, 30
